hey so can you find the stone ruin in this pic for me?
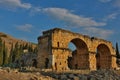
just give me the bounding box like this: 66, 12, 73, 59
37, 28, 117, 71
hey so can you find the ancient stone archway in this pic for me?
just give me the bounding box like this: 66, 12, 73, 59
37, 28, 117, 71
96, 44, 111, 69
67, 38, 89, 69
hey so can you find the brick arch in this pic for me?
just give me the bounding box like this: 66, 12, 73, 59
37, 28, 117, 71
96, 44, 111, 69
67, 38, 89, 51
93, 41, 115, 55
67, 38, 89, 69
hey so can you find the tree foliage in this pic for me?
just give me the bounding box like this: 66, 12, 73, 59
9, 42, 24, 63
116, 42, 120, 58
0, 39, 37, 66
0, 38, 3, 65
2, 41, 7, 65
0, 39, 8, 65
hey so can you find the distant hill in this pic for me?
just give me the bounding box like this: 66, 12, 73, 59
0, 32, 37, 65
0, 32, 36, 52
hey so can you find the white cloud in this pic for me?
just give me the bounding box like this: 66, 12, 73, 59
103, 13, 119, 21
16, 24, 33, 32
84, 27, 113, 39
30, 7, 42, 15
0, 0, 31, 9
99, 0, 112, 3
42, 8, 106, 27
32, 7, 42, 12
37, 7, 112, 39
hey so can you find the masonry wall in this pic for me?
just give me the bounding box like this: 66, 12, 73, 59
52, 48, 71, 71
51, 29, 91, 70
37, 28, 117, 71
37, 34, 52, 69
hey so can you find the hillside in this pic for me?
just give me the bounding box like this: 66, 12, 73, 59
0, 32, 37, 53
0, 32, 37, 66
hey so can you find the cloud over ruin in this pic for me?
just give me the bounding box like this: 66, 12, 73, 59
42, 8, 106, 27
0, 0, 31, 9
16, 24, 33, 32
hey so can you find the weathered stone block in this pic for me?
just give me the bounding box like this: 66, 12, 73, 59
37, 28, 117, 71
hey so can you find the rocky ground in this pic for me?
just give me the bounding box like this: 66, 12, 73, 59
41, 69, 120, 80
0, 68, 55, 80
0, 68, 120, 80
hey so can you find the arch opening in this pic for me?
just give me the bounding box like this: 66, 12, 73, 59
67, 38, 89, 70
96, 44, 111, 69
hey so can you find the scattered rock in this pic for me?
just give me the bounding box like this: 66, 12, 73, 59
60, 74, 67, 80
0, 68, 120, 80
41, 69, 120, 80
68, 73, 74, 79
73, 76, 79, 80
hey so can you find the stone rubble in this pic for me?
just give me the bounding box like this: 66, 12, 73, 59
0, 67, 120, 80
42, 69, 120, 80
0, 68, 55, 80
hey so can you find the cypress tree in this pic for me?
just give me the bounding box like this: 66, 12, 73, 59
0, 38, 3, 65
19, 44, 23, 54
5, 47, 8, 65
28, 44, 33, 52
2, 42, 5, 65
9, 43, 14, 63
10, 42, 19, 63
24, 43, 29, 49
2, 41, 8, 65
13, 42, 23, 61
33, 47, 38, 54
116, 42, 120, 58
14, 42, 19, 61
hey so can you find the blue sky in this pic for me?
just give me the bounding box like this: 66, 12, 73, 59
0, 0, 120, 47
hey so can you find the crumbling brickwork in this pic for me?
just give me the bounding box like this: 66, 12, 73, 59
37, 28, 117, 71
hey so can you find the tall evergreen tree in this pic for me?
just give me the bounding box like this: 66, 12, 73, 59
9, 43, 14, 63
28, 44, 33, 52
12, 54, 15, 63
14, 42, 19, 61
9, 42, 19, 63
33, 47, 38, 54
23, 43, 29, 49
2, 41, 8, 65
0, 38, 2, 46
2, 42, 6, 65
116, 42, 120, 58
12, 42, 24, 62
4, 47, 8, 65
0, 38, 3, 65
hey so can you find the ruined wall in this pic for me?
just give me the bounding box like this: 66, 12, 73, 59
51, 29, 94, 70
37, 28, 117, 71
37, 32, 52, 69
52, 48, 71, 71
90, 38, 117, 69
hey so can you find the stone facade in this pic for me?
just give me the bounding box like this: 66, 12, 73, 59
37, 28, 117, 71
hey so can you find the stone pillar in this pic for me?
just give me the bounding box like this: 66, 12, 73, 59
111, 55, 118, 69
89, 52, 96, 70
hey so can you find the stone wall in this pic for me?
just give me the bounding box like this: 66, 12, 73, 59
37, 35, 51, 69
37, 28, 117, 71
